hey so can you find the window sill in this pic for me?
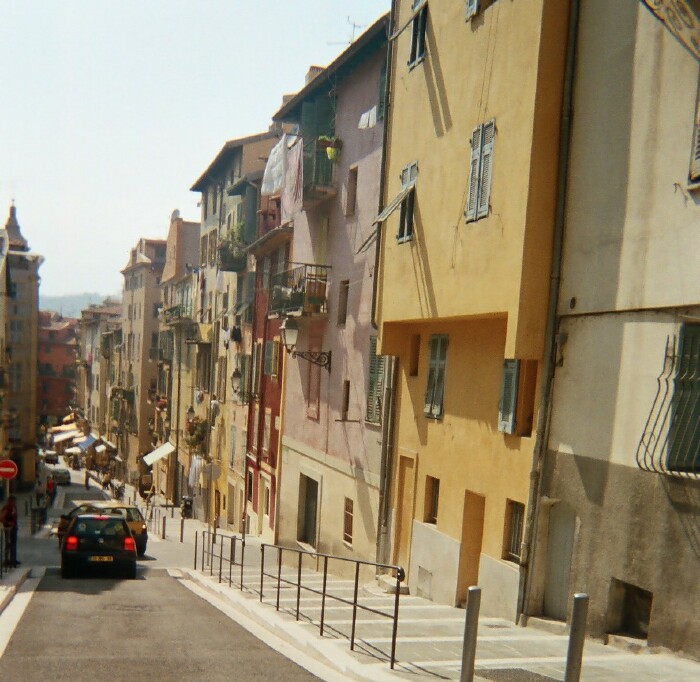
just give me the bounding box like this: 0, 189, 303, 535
408, 55, 426, 71
296, 540, 316, 553
343, 540, 353, 550
396, 236, 414, 245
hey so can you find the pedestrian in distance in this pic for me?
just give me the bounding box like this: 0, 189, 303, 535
34, 476, 45, 507
46, 474, 56, 506
0, 495, 19, 568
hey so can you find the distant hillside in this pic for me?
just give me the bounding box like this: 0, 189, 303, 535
40, 293, 117, 318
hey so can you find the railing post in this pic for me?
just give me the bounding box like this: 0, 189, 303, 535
201, 531, 206, 572
229, 537, 234, 587
210, 532, 214, 576
350, 562, 360, 651
171, 503, 174, 519
276, 547, 282, 611
460, 586, 481, 682
390, 567, 404, 670
193, 530, 198, 570
240, 536, 245, 591
320, 556, 329, 637
564, 593, 589, 682
218, 534, 223, 583
296, 551, 303, 621
180, 517, 184, 543
259, 544, 265, 602
161, 516, 166, 540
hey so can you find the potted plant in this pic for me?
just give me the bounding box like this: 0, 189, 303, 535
317, 135, 342, 151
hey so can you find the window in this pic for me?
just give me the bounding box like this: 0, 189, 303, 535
409, 334, 420, 376
203, 191, 208, 220
298, 474, 318, 547
667, 324, 700, 472
251, 342, 262, 397
504, 500, 525, 563
409, 1, 428, 67
498, 359, 519, 435
691, 82, 700, 182
253, 403, 260, 453
341, 380, 350, 421
465, 119, 495, 221
337, 280, 350, 325
263, 412, 271, 454
200, 235, 207, 266
498, 359, 537, 437
465, 0, 480, 20
229, 425, 237, 468
425, 476, 439, 524
345, 167, 358, 216
262, 340, 279, 378
239, 354, 250, 404
151, 332, 158, 349
263, 482, 270, 518
424, 334, 448, 418
378, 58, 388, 120
262, 257, 271, 291
209, 233, 216, 266
343, 498, 353, 544
397, 162, 417, 243
246, 470, 253, 501
366, 336, 386, 424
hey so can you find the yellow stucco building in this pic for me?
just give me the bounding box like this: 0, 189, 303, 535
375, 0, 569, 618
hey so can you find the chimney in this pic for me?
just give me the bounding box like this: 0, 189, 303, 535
305, 66, 324, 84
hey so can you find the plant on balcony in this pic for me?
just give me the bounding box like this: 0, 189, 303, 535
185, 416, 208, 446
317, 135, 342, 150
217, 225, 247, 272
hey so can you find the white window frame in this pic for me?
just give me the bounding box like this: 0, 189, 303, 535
465, 119, 495, 222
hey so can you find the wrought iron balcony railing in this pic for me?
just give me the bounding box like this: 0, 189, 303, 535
269, 263, 330, 317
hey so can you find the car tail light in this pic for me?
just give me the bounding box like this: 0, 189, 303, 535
124, 536, 136, 552
65, 536, 78, 551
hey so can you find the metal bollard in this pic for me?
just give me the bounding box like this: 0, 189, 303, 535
161, 516, 166, 540
460, 586, 481, 682
180, 517, 184, 543
564, 593, 589, 682
171, 504, 174, 519
193, 530, 198, 570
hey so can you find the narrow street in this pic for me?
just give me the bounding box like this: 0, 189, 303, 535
0, 568, 320, 681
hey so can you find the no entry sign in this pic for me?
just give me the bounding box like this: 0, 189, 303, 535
0, 460, 18, 480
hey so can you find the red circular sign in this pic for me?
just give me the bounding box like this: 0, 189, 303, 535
0, 460, 18, 480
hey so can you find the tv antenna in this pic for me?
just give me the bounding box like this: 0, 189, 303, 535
327, 16, 366, 46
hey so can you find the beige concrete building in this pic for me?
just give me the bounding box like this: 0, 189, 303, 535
119, 238, 166, 484
4, 204, 43, 488
525, 0, 700, 659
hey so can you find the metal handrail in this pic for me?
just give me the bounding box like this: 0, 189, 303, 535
260, 543, 405, 670
197, 530, 246, 590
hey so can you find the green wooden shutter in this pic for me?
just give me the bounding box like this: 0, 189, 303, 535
367, 337, 385, 423
301, 100, 317, 141
315, 93, 335, 138
498, 359, 520, 434
465, 124, 482, 221
477, 119, 495, 219
244, 186, 258, 243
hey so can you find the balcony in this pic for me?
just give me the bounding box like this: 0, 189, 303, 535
217, 241, 247, 272
303, 139, 337, 207
269, 263, 330, 317
164, 303, 193, 325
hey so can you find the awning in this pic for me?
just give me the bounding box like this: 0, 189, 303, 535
77, 434, 97, 452
49, 422, 79, 434
143, 442, 175, 466
65, 446, 81, 455
95, 444, 107, 454
53, 430, 80, 444
102, 439, 117, 450
372, 183, 415, 225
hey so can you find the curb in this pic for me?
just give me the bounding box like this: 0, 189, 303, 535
0, 568, 31, 618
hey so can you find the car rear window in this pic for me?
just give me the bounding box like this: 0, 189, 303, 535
73, 518, 128, 537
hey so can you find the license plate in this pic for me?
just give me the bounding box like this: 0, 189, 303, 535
88, 556, 114, 562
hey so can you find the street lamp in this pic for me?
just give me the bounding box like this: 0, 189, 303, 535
230, 368, 241, 394
280, 318, 332, 372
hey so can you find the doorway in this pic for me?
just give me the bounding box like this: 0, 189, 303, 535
543, 502, 576, 620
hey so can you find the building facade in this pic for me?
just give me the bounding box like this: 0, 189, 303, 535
37, 311, 78, 430
4, 204, 43, 488
272, 16, 390, 570
375, 0, 568, 616
525, 0, 700, 658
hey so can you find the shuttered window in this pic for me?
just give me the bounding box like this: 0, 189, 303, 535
691, 84, 700, 181
397, 161, 418, 243
409, 2, 428, 67
366, 336, 386, 424
424, 334, 448, 419
263, 340, 279, 378
465, 0, 480, 20
343, 498, 354, 544
498, 359, 520, 434
239, 354, 250, 404
465, 119, 495, 222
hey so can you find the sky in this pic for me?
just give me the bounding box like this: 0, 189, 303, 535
0, 0, 390, 298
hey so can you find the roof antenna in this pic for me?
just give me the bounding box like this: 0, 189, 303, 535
327, 16, 366, 46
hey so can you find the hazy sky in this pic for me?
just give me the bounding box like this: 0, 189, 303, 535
0, 0, 389, 298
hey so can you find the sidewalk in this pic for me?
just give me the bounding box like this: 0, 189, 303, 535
2, 480, 699, 681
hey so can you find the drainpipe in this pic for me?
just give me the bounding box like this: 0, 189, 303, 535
376, 355, 398, 568
517, 0, 580, 621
